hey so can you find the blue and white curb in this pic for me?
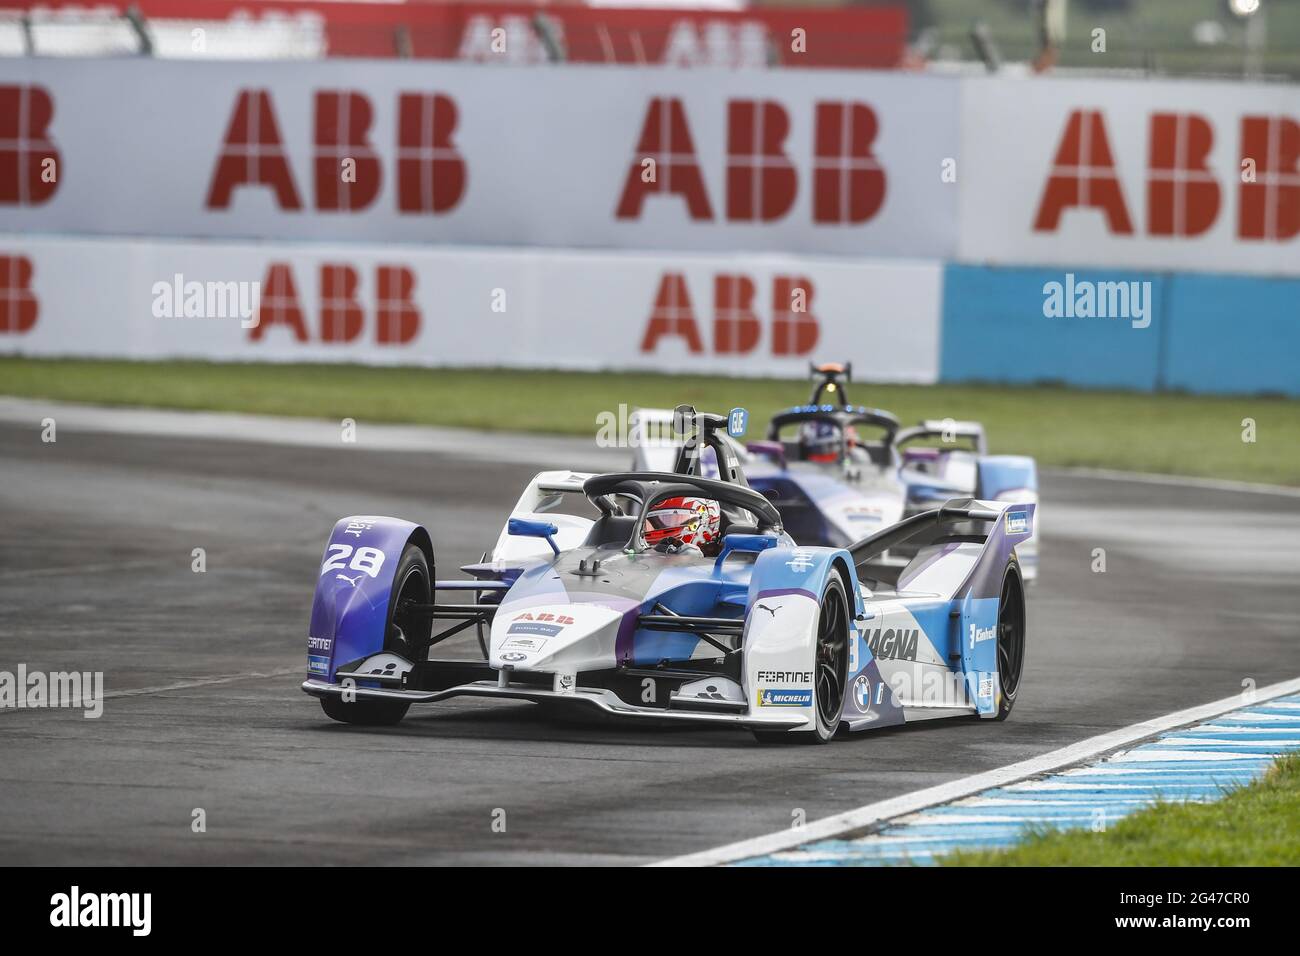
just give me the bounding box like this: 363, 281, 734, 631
654, 677, 1300, 867
735, 695, 1300, 866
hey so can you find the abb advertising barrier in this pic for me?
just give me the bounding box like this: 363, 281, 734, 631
3, 60, 1296, 275
959, 76, 1300, 277
0, 237, 944, 381
0, 58, 959, 257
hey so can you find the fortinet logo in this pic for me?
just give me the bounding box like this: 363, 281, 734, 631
49, 886, 151, 936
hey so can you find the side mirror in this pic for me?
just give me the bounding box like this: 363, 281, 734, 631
714, 533, 778, 570
507, 518, 560, 556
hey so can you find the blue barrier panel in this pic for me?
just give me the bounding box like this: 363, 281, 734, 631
940, 265, 1165, 391
1163, 273, 1300, 397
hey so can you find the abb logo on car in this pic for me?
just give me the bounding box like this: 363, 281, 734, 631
640, 272, 818, 357
206, 89, 466, 214
1034, 109, 1298, 240
616, 98, 885, 225
0, 255, 38, 334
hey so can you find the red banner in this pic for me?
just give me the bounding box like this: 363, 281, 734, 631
6, 1, 908, 68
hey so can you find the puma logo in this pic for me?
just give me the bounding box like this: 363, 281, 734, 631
757, 603, 781, 618
336, 573, 363, 587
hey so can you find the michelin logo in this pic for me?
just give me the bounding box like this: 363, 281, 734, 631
758, 688, 813, 707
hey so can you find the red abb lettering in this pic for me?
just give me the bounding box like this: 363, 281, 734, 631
812, 103, 885, 224
0, 255, 38, 333
640, 273, 817, 356
207, 91, 302, 210
319, 264, 364, 342
713, 274, 760, 354
251, 263, 419, 343
251, 263, 308, 341
617, 98, 714, 221
1239, 116, 1300, 241
375, 266, 420, 343
640, 272, 704, 353
0, 86, 59, 206
315, 92, 381, 211
1148, 113, 1219, 237
396, 94, 467, 214
771, 276, 818, 356
1033, 110, 1133, 234
727, 101, 796, 222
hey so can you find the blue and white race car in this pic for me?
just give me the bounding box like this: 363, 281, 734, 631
632, 364, 1040, 582
302, 407, 1033, 742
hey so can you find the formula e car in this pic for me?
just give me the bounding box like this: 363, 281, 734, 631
631, 364, 1039, 581
301, 407, 1033, 742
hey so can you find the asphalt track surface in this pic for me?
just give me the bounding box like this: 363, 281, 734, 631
1, 404, 1297, 865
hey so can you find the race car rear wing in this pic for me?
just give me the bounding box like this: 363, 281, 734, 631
850, 498, 1033, 595
895, 420, 988, 455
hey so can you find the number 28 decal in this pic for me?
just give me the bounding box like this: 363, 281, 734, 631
320, 544, 385, 579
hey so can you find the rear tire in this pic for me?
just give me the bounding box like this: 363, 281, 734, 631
993, 560, 1026, 721
752, 571, 850, 745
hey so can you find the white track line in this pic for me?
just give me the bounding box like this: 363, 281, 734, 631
652, 676, 1300, 867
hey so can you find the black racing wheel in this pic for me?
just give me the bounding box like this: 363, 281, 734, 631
753, 571, 850, 745
319, 543, 430, 727
994, 558, 1026, 721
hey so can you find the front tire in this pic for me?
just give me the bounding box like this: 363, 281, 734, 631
319, 542, 430, 728
753, 571, 850, 745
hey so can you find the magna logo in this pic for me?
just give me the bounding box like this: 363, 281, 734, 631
864, 627, 920, 661
0, 255, 38, 334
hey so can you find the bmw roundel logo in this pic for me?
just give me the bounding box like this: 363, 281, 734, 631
853, 675, 872, 714
500, 652, 528, 663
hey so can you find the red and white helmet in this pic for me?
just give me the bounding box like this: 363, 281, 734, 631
643, 496, 720, 549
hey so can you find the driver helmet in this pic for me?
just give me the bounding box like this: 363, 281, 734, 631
799, 420, 841, 463
643, 496, 720, 550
